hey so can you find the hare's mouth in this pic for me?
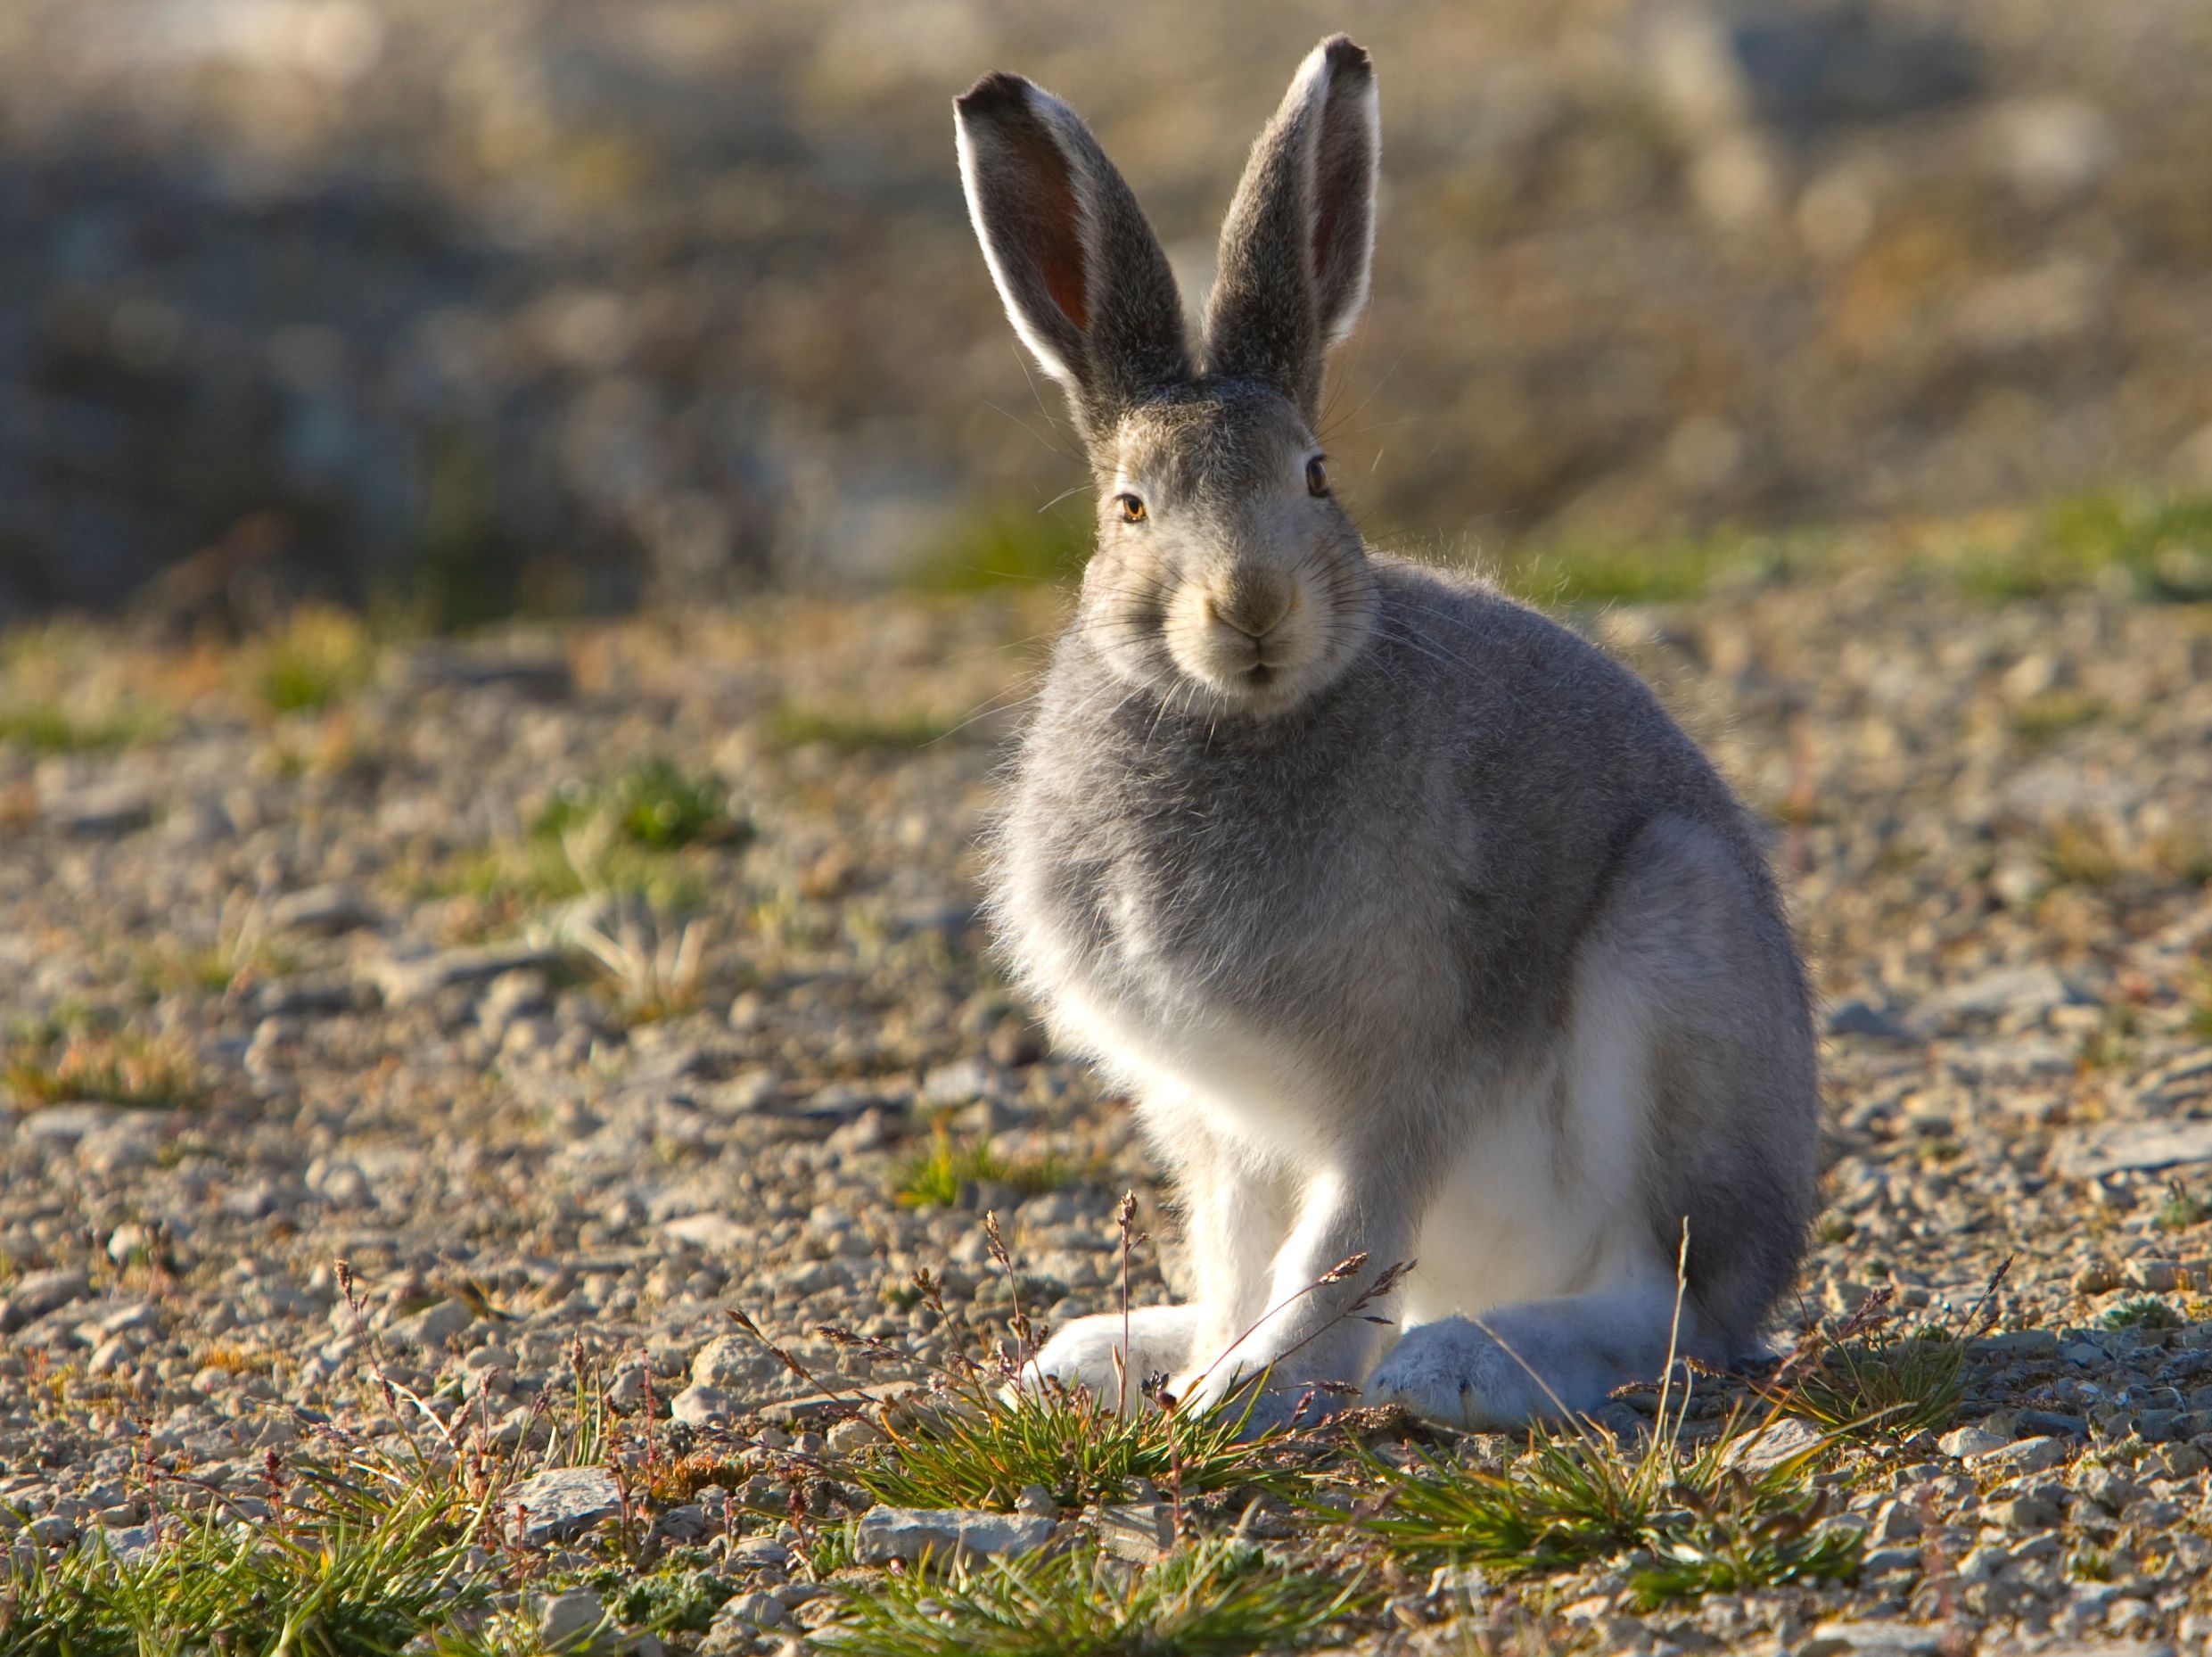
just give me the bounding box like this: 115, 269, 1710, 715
1147, 571, 1357, 716
1172, 629, 1320, 715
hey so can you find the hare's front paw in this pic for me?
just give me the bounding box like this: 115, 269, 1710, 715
1175, 1359, 1356, 1436
1364, 1317, 1551, 1430
1025, 1306, 1199, 1411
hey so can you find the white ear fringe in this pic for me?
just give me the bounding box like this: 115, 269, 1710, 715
956, 92, 1087, 392
1301, 47, 1380, 350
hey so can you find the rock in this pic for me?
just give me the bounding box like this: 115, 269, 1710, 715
368, 942, 566, 1008
1988, 1492, 2062, 1531
1720, 1415, 1825, 1471
389, 1298, 473, 1351
407, 644, 573, 700
2051, 1120, 2212, 1181
269, 884, 375, 934
785, 1083, 899, 1125
851, 1506, 1053, 1565
538, 1587, 606, 1651
664, 1213, 750, 1253
670, 1384, 736, 1427
44, 781, 152, 835
1827, 1000, 1914, 1041
0, 1267, 91, 1332
1427, 1562, 1489, 1603
21, 1104, 127, 1143
305, 1158, 371, 1208
656, 1503, 710, 1543
606, 1364, 647, 1413
1931, 962, 2083, 1022
1939, 1425, 2007, 1459
78, 1124, 160, 1173
1871, 1497, 1922, 1543
988, 1019, 1048, 1068
508, 1467, 623, 1544
86, 1523, 158, 1563
2078, 1468, 2143, 1515
690, 1335, 764, 1390
922, 1058, 1009, 1108
710, 1590, 792, 1636
1097, 1500, 1174, 1562
761, 1389, 897, 1426
1858, 1546, 1921, 1577
252, 974, 363, 1016
1989, 95, 2119, 204
1012, 1482, 1057, 1521
2126, 1259, 2188, 1292
1799, 1619, 1946, 1656
826, 1416, 884, 1454
1973, 1329, 2060, 1361
2074, 1262, 2122, 1295
1976, 1435, 2068, 1475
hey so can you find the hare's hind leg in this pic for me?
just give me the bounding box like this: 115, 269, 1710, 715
1364, 1274, 1689, 1428
1368, 814, 1818, 1430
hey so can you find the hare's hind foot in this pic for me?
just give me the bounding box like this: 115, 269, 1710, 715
1023, 1305, 1200, 1413
1362, 1274, 1692, 1430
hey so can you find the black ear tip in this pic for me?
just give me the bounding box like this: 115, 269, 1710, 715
956, 70, 1036, 119
1319, 35, 1372, 78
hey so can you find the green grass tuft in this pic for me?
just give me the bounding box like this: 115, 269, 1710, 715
816, 1540, 1369, 1657
249, 606, 378, 713
0, 702, 167, 754
1791, 1330, 1967, 1440
892, 1124, 1065, 1208
1501, 530, 1803, 607
0, 1463, 496, 1656
2158, 1182, 2209, 1232
769, 704, 958, 754
1952, 489, 2212, 603
1336, 1412, 1860, 1609
856, 1381, 1281, 1514
2011, 690, 2105, 744
2103, 1294, 2182, 1331
534, 756, 741, 852
906, 501, 1094, 595
3, 1030, 201, 1111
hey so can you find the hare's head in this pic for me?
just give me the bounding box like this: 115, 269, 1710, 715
957, 38, 1381, 718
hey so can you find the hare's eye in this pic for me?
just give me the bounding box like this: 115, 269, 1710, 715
1115, 493, 1147, 523
1305, 457, 1330, 497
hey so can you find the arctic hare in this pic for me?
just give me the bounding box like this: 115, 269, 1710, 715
954, 37, 1816, 1430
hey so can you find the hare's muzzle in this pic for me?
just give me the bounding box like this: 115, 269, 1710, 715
1205, 571, 1298, 644
1165, 567, 1326, 711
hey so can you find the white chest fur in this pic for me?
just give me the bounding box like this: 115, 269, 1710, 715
1031, 918, 1657, 1334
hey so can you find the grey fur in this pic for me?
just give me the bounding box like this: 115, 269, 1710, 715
1208, 35, 1380, 417
957, 37, 1816, 1425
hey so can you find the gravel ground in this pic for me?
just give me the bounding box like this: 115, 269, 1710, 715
6, 1, 2212, 607
4, 541, 2212, 1653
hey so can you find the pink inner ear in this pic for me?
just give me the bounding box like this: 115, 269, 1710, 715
1009, 121, 1090, 333
1309, 67, 1369, 301
1312, 193, 1337, 286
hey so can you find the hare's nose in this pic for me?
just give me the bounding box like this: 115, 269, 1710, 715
1207, 575, 1296, 640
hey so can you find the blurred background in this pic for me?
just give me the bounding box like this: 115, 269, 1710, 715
3, 0, 2209, 626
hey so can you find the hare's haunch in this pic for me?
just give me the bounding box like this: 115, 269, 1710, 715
955, 37, 1816, 1430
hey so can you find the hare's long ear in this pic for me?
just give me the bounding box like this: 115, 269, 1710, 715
1205, 37, 1379, 419
956, 73, 1190, 447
